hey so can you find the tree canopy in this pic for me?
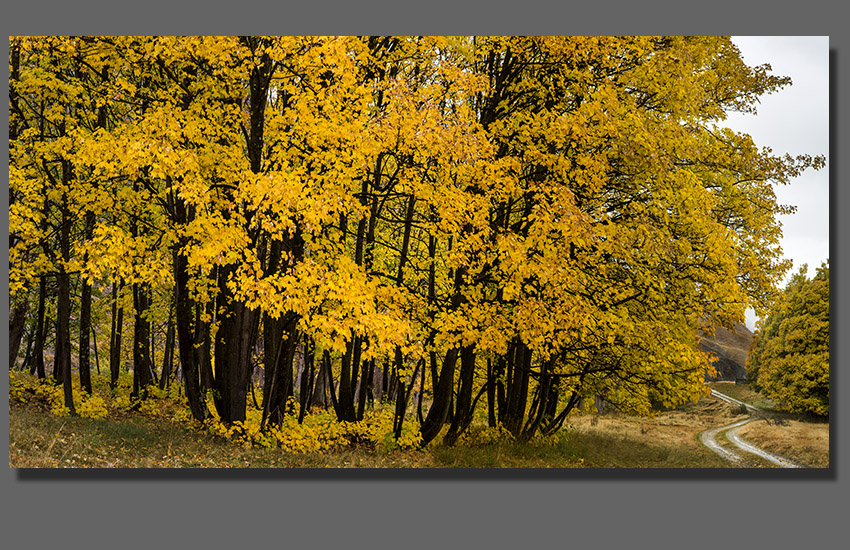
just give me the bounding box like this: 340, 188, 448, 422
9, 36, 824, 445
747, 261, 830, 416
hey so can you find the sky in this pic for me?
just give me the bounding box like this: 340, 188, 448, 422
724, 37, 830, 330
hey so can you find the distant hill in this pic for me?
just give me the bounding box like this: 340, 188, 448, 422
698, 323, 754, 381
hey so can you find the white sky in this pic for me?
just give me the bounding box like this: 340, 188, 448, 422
724, 37, 830, 330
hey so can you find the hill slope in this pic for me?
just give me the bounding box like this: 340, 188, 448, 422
698, 323, 754, 381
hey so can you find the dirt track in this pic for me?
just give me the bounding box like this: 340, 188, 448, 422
700, 390, 803, 468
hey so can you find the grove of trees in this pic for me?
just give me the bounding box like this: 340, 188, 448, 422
8, 36, 824, 445
747, 261, 830, 416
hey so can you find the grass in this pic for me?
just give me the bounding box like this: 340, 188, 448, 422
707, 381, 777, 410
9, 402, 433, 468
11, 372, 824, 469
736, 418, 829, 468
10, 396, 737, 469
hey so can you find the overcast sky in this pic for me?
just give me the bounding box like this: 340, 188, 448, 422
724, 36, 830, 330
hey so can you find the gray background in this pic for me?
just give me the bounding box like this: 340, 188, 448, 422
2, 2, 845, 548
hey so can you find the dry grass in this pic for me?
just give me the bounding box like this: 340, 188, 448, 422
11, 390, 799, 469
707, 381, 778, 410
561, 397, 746, 468
736, 419, 829, 468
8, 401, 434, 468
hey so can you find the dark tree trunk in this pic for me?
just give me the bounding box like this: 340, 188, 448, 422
311, 349, 333, 409
9, 295, 29, 370
351, 339, 364, 420
195, 297, 214, 395
333, 182, 362, 420
91, 321, 101, 375
205, 39, 273, 426
109, 280, 124, 390
335, 334, 360, 422
520, 361, 553, 442
213, 267, 262, 424
486, 357, 497, 427
56, 269, 73, 413
417, 356, 426, 424
132, 284, 154, 401
159, 300, 176, 390
386, 193, 417, 432
261, 312, 299, 426
298, 340, 316, 424
31, 276, 47, 379
503, 340, 532, 437
78, 276, 92, 394
20, 316, 35, 372
149, 305, 160, 388
260, 227, 303, 427
78, 211, 95, 394
420, 347, 458, 445
444, 344, 476, 446
262, 239, 284, 415
357, 358, 374, 418
172, 190, 207, 422
322, 350, 341, 418
495, 355, 507, 424
77, 70, 106, 393
420, 246, 469, 444
55, 163, 75, 415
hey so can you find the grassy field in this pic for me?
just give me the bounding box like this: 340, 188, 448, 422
8, 395, 738, 469
9, 379, 828, 469
736, 419, 829, 468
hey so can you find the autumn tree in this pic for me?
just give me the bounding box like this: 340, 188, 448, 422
747, 261, 829, 416
412, 36, 824, 443
9, 36, 823, 445
8, 36, 100, 414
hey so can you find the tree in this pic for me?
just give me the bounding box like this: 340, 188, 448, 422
747, 261, 829, 416
9, 36, 824, 445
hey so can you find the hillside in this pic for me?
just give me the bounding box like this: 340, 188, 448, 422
698, 323, 754, 381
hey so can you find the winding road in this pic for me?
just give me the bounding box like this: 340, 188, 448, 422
700, 389, 803, 468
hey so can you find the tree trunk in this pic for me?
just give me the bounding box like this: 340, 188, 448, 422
31, 276, 47, 379
420, 347, 458, 445
109, 281, 124, 390
78, 275, 93, 394
55, 163, 75, 414
261, 312, 299, 426
503, 340, 532, 437
159, 300, 176, 390
20, 316, 35, 372
195, 296, 214, 395
311, 349, 332, 409
77, 72, 106, 393
335, 334, 360, 422
132, 283, 154, 401
172, 190, 207, 422
9, 294, 29, 370
213, 266, 262, 424
486, 357, 497, 427
444, 344, 476, 446
78, 211, 96, 393
91, 321, 101, 376
298, 341, 316, 424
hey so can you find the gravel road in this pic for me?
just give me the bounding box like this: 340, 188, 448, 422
700, 389, 803, 468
